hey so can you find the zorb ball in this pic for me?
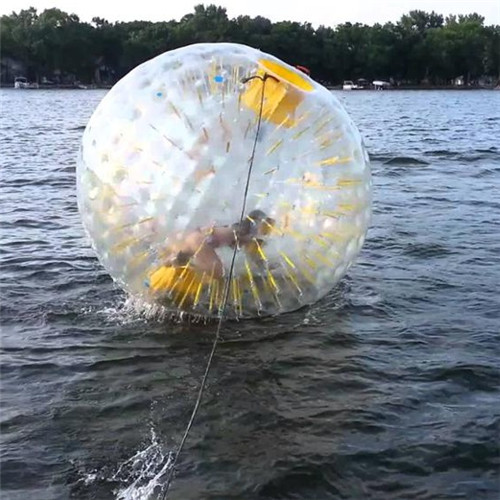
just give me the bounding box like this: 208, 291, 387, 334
77, 43, 372, 319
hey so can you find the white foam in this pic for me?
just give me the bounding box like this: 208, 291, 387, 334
113, 428, 173, 500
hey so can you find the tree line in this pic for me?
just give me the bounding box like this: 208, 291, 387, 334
1, 4, 499, 86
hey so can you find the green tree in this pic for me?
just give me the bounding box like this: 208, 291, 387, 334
442, 14, 488, 83
1, 5, 498, 86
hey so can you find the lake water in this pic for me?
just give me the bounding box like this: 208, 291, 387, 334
1, 89, 499, 500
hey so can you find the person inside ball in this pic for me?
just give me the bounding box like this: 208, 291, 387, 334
162, 209, 275, 280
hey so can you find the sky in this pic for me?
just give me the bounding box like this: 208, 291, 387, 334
1, 0, 499, 26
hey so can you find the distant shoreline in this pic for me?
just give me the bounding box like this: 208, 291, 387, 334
0, 84, 113, 90
3, 7, 498, 95
327, 83, 499, 91
2, 84, 497, 91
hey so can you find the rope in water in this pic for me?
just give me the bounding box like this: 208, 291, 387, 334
160, 73, 273, 499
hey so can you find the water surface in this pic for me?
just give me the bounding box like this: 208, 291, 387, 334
1, 89, 499, 499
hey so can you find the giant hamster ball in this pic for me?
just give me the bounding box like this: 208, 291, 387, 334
77, 43, 372, 319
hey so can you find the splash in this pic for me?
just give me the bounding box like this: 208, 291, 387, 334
80, 295, 168, 325
91, 294, 215, 325
113, 428, 173, 500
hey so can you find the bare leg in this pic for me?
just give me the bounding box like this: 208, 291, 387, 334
191, 244, 224, 279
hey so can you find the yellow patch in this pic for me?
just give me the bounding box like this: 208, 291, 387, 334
241, 59, 314, 128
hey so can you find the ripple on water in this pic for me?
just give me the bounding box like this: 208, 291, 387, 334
1, 89, 499, 500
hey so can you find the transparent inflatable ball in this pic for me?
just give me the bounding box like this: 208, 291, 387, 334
77, 43, 372, 319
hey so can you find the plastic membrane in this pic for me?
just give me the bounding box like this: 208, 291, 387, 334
77, 43, 372, 319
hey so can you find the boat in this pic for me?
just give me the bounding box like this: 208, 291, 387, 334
14, 76, 39, 89
342, 80, 359, 90
373, 80, 390, 90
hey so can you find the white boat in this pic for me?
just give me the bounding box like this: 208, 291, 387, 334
373, 80, 390, 90
14, 76, 39, 89
342, 80, 359, 90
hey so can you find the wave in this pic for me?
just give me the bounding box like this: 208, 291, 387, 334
471, 167, 500, 178
423, 149, 458, 157
368, 153, 393, 162
383, 157, 429, 166
402, 242, 453, 258
423, 147, 500, 161
417, 364, 499, 391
